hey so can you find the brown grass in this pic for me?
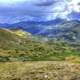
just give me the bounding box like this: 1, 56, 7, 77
0, 61, 80, 80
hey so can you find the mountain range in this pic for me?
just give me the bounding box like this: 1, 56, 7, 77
0, 18, 80, 43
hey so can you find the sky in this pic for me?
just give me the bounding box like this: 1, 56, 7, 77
0, 0, 80, 23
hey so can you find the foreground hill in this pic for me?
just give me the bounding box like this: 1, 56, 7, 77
0, 61, 80, 80
0, 28, 80, 61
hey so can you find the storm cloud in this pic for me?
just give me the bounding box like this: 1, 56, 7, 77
0, 0, 80, 23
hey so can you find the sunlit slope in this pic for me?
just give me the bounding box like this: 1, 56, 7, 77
0, 28, 80, 61
0, 28, 28, 49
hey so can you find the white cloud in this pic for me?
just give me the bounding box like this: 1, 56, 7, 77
67, 0, 80, 12
45, 0, 80, 20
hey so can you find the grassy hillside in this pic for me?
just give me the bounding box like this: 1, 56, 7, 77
0, 28, 80, 61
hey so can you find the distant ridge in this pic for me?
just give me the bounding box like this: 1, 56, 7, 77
0, 19, 80, 42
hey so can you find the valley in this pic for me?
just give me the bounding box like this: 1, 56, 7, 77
0, 20, 80, 80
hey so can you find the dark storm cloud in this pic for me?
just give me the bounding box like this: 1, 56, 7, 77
34, 0, 55, 6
